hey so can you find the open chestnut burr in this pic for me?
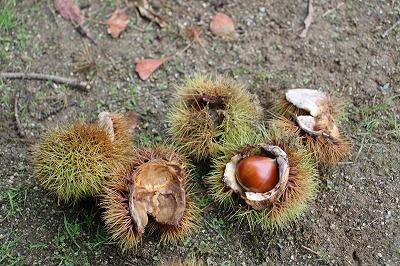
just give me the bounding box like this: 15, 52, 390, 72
273, 89, 350, 165
100, 145, 199, 251
208, 124, 318, 230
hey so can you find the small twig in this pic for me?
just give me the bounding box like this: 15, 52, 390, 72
47, 0, 59, 25
337, 161, 353, 165
381, 19, 400, 38
299, 0, 314, 38
133, 5, 141, 24
176, 42, 193, 56
322, 2, 344, 17
14, 91, 25, 138
0, 72, 91, 90
301, 245, 320, 256
364, 218, 380, 228
354, 135, 366, 161
162, 41, 194, 60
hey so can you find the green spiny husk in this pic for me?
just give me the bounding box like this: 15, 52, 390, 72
167, 74, 263, 160
33, 121, 132, 203
207, 124, 318, 230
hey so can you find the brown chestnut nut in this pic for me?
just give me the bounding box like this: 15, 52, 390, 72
236, 155, 279, 193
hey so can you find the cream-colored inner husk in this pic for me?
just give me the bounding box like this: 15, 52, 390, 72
285, 88, 339, 139
129, 160, 186, 233
97, 111, 116, 141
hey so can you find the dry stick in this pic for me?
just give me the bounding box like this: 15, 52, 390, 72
301, 245, 320, 256
382, 19, 400, 38
322, 2, 344, 17
299, 0, 314, 38
176, 42, 193, 55
162, 40, 194, 61
47, 0, 59, 25
14, 91, 25, 138
0, 72, 91, 90
354, 134, 366, 161
337, 161, 353, 165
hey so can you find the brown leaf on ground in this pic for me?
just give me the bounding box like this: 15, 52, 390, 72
210, 12, 235, 36
299, 0, 314, 38
54, 0, 95, 43
107, 8, 129, 38
131, 0, 167, 27
54, 0, 83, 24
135, 57, 170, 80
184, 26, 203, 43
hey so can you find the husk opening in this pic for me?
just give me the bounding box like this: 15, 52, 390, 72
223, 144, 289, 210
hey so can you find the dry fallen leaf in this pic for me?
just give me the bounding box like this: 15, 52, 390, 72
210, 12, 235, 36
54, 0, 95, 43
54, 0, 83, 23
131, 0, 167, 28
107, 8, 129, 38
135, 57, 169, 80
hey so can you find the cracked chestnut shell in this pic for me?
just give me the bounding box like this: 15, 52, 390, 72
272, 88, 350, 165
236, 156, 279, 193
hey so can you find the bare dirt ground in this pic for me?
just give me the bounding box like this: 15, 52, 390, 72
1, 0, 399, 265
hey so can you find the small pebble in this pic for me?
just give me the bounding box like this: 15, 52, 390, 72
378, 83, 390, 94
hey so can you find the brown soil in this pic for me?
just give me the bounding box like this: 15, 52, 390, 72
1, 0, 399, 265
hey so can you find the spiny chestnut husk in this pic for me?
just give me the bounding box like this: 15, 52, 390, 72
33, 112, 133, 203
207, 125, 318, 230
272, 89, 350, 165
100, 145, 200, 251
167, 74, 263, 159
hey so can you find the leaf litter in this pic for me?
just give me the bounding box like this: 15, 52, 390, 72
107, 7, 129, 38
128, 0, 167, 27
54, 1, 237, 80
135, 57, 171, 81
210, 12, 235, 36
54, 0, 95, 43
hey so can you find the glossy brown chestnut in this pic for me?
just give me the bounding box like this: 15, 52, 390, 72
236, 155, 279, 193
